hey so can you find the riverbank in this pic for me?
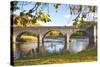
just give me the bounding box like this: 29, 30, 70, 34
20, 35, 37, 42
15, 47, 97, 66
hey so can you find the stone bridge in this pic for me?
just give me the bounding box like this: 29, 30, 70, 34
13, 26, 97, 51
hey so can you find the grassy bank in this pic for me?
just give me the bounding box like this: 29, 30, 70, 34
15, 48, 97, 66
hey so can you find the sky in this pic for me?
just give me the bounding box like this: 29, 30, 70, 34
14, 1, 97, 26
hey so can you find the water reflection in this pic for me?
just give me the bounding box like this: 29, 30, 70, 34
15, 37, 89, 59
44, 38, 65, 53
44, 42, 64, 53
19, 42, 37, 52
14, 42, 38, 59
69, 38, 89, 53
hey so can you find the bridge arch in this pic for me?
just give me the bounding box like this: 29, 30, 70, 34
42, 30, 65, 40
41, 30, 67, 53
16, 31, 39, 42
15, 31, 39, 58
69, 30, 89, 52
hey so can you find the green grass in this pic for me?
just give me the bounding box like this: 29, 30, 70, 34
15, 48, 97, 66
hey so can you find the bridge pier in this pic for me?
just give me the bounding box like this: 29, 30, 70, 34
37, 34, 46, 56
37, 34, 40, 53
37, 34, 44, 52
64, 34, 67, 50
93, 24, 97, 47
66, 34, 70, 50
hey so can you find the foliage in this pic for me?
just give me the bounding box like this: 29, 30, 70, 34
47, 31, 63, 37
10, 1, 19, 12
54, 4, 60, 12
70, 5, 96, 28
11, 1, 97, 27
21, 32, 38, 37
73, 21, 78, 28
11, 1, 51, 26
20, 35, 37, 42
36, 11, 51, 23
70, 31, 89, 38
13, 11, 51, 26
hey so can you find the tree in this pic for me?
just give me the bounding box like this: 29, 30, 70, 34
69, 5, 97, 28
11, 1, 97, 27
49, 32, 53, 36
73, 21, 78, 28
11, 1, 52, 27
10, 1, 19, 14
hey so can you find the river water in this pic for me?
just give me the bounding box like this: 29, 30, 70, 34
14, 38, 89, 58
69, 38, 89, 53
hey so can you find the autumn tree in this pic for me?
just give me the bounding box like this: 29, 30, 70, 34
11, 1, 97, 27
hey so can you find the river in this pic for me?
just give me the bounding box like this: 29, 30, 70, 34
14, 37, 89, 58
